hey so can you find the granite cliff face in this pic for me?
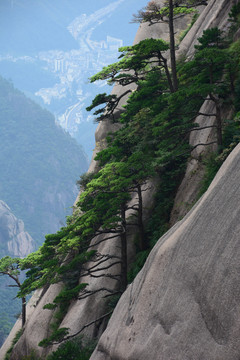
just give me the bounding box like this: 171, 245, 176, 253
1, 0, 239, 359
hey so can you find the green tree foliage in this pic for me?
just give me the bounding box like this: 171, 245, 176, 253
132, 0, 208, 91
86, 38, 173, 120
229, 2, 240, 23
132, 0, 208, 25
179, 28, 236, 151
194, 27, 225, 49
46, 336, 96, 360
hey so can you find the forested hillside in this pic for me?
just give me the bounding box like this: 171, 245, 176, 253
0, 76, 88, 243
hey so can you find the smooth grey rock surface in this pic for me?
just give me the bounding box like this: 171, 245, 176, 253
170, 102, 234, 225
89, 5, 238, 357
91, 142, 240, 360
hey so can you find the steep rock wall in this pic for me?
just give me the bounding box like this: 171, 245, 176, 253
90, 0, 239, 358
90, 142, 240, 360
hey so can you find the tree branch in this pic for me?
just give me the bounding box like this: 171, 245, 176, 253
55, 311, 113, 343
78, 287, 118, 300
191, 141, 217, 151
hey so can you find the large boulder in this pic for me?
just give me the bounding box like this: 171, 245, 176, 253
90, 142, 240, 360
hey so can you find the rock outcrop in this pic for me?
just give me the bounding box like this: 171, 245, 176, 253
90, 0, 240, 359
0, 200, 34, 258
90, 142, 240, 360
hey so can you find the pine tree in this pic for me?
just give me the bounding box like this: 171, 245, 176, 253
132, 0, 208, 91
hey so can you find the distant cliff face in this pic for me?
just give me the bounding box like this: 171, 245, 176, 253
0, 200, 34, 258
0, 74, 88, 350
0, 200, 34, 347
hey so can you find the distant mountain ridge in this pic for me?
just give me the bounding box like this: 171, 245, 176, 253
0, 0, 147, 157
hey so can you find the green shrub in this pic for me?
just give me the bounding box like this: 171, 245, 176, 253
197, 153, 222, 199
21, 350, 41, 359
4, 329, 23, 360
46, 336, 96, 360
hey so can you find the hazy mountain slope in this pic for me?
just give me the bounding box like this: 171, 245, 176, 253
0, 200, 34, 347
0, 75, 87, 345
0, 201, 34, 258
0, 76, 88, 243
